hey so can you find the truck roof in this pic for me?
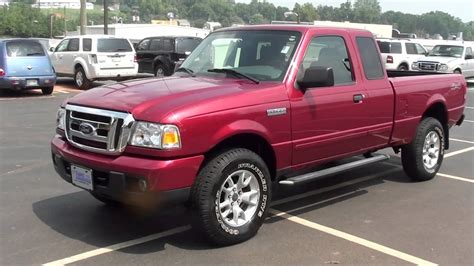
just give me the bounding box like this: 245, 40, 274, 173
214, 24, 373, 35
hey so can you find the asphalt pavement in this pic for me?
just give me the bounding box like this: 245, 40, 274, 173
0, 79, 473, 265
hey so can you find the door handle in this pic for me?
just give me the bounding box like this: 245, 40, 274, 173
353, 94, 365, 103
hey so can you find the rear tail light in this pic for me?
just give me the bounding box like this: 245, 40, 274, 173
0, 68, 5, 77
386, 56, 393, 64
134, 54, 137, 63
90, 54, 98, 64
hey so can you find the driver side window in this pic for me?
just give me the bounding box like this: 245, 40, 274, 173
299, 36, 354, 86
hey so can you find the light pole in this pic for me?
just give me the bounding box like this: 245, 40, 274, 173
284, 11, 300, 24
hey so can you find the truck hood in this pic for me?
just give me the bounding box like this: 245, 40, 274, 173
66, 76, 280, 122
419, 56, 461, 64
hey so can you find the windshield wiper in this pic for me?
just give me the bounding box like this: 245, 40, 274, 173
208, 68, 260, 84
175, 67, 196, 77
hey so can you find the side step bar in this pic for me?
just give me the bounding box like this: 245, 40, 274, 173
279, 154, 390, 186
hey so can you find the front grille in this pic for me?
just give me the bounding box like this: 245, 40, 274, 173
418, 61, 438, 71
65, 104, 135, 155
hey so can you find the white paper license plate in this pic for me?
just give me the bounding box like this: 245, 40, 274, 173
71, 165, 93, 190
26, 79, 38, 87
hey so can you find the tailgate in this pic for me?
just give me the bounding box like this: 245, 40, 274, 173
97, 52, 135, 69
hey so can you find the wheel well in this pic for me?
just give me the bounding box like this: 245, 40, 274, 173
203, 134, 277, 180
398, 63, 409, 69
454, 68, 462, 73
74, 63, 83, 70
422, 102, 449, 148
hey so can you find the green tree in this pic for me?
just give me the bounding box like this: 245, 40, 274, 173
294, 3, 319, 22
249, 13, 264, 25
353, 0, 381, 23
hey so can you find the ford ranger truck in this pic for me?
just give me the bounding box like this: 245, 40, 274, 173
51, 25, 467, 245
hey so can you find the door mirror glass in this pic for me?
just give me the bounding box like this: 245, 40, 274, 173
297, 66, 334, 90
465, 54, 473, 60
49, 47, 55, 52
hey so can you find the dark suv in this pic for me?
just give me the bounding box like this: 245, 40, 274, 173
136, 36, 202, 77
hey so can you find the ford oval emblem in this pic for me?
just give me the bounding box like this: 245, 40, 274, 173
79, 123, 95, 135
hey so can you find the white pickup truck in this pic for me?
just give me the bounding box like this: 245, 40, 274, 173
412, 44, 474, 78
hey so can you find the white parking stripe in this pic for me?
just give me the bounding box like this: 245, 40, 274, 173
450, 138, 474, 144
437, 173, 474, 183
42, 225, 191, 266
269, 209, 438, 266
465, 107, 474, 109
463, 119, 474, 123
444, 147, 474, 158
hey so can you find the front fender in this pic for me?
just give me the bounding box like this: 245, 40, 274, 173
210, 119, 273, 149
72, 57, 90, 78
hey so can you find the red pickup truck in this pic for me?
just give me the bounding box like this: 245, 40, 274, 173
51, 25, 466, 245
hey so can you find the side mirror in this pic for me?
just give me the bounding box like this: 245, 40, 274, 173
49, 47, 55, 52
297, 66, 334, 90
465, 54, 473, 60
424, 52, 429, 56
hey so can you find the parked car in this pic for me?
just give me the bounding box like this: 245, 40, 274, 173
377, 38, 428, 71
52, 25, 466, 245
0, 39, 56, 95
135, 36, 201, 77
412, 44, 474, 78
50, 35, 138, 90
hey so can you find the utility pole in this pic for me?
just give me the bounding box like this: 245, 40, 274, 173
80, 0, 87, 35
104, 0, 108, 34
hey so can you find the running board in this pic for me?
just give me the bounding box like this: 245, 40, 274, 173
279, 154, 390, 186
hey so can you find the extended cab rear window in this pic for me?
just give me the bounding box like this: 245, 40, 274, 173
357, 37, 384, 80
6, 41, 45, 57
97, 38, 132, 53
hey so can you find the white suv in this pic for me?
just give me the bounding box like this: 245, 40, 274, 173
50, 35, 138, 89
376, 39, 427, 71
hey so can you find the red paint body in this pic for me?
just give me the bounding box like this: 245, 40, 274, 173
51, 25, 467, 195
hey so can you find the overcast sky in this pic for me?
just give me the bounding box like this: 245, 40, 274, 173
236, 0, 474, 22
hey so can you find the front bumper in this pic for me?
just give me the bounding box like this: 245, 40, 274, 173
51, 135, 204, 205
0, 75, 56, 90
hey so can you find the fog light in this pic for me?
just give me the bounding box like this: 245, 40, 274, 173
44, 79, 51, 84
11, 80, 20, 85
138, 179, 147, 192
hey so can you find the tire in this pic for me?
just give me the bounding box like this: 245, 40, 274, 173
41, 87, 54, 95
154, 64, 166, 78
397, 64, 408, 71
91, 193, 122, 207
192, 148, 271, 246
74, 66, 91, 90
401, 117, 445, 181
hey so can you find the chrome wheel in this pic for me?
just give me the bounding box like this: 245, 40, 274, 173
75, 71, 84, 87
216, 170, 260, 228
422, 130, 441, 170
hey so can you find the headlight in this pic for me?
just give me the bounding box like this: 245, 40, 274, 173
130, 122, 181, 149
438, 64, 448, 71
56, 108, 66, 130
411, 62, 419, 70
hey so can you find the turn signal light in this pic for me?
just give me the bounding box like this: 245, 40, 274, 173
386, 56, 393, 64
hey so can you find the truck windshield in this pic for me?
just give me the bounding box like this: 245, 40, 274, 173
180, 30, 301, 82
428, 45, 464, 58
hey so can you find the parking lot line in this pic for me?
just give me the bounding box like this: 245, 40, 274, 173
42, 225, 191, 266
269, 209, 438, 266
463, 119, 474, 123
444, 147, 474, 158
437, 173, 474, 183
450, 138, 474, 144
465, 107, 474, 109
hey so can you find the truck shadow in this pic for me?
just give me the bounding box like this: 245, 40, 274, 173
32, 160, 410, 255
